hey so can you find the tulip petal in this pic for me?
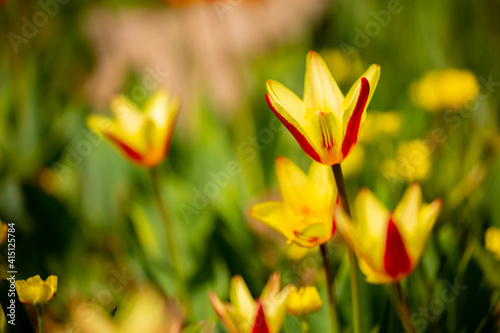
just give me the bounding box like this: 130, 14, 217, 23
146, 89, 180, 156
383, 217, 411, 278
275, 156, 308, 208
303, 51, 344, 120
342, 64, 381, 113
209, 292, 239, 333
266, 81, 322, 163
341, 77, 370, 159
230, 276, 255, 316
312, 111, 343, 165
307, 161, 336, 233
252, 303, 270, 333
250, 202, 296, 240
293, 223, 329, 248
260, 272, 280, 301
393, 183, 422, 234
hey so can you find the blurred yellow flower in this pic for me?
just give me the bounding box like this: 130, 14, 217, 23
87, 89, 179, 168
266, 51, 380, 165
485, 227, 500, 260
75, 287, 183, 333
382, 139, 432, 182
250, 156, 337, 248
411, 69, 478, 112
209, 272, 290, 333
335, 183, 441, 284
286, 285, 323, 316
15, 275, 57, 306
0, 220, 7, 245
359, 111, 401, 143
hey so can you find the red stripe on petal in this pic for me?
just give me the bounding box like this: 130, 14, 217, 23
252, 303, 270, 333
384, 217, 411, 278
106, 133, 144, 163
341, 77, 370, 159
331, 195, 339, 237
265, 93, 322, 163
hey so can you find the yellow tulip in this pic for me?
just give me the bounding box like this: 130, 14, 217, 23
15, 275, 57, 306
209, 272, 290, 333
411, 68, 478, 112
265, 51, 380, 166
335, 183, 441, 284
87, 89, 179, 168
485, 227, 500, 260
286, 285, 323, 316
250, 156, 337, 248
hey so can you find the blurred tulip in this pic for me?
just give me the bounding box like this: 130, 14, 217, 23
335, 183, 441, 284
15, 275, 57, 306
209, 272, 290, 333
74, 287, 183, 333
485, 227, 500, 260
0, 220, 7, 245
265, 51, 380, 165
358, 111, 401, 143
286, 285, 323, 316
381, 139, 432, 182
250, 156, 337, 248
87, 89, 179, 168
411, 69, 478, 112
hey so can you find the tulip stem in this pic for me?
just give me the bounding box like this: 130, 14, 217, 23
300, 315, 310, 333
150, 167, 182, 295
392, 283, 416, 333
320, 243, 340, 333
331, 163, 362, 333
37, 306, 44, 333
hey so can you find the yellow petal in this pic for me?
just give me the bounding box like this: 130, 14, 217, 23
260, 274, 290, 333
293, 223, 329, 248
306, 161, 336, 230
393, 183, 422, 234
303, 51, 344, 120
286, 285, 323, 316
311, 111, 343, 165
485, 227, 500, 259
15, 275, 58, 306
230, 276, 255, 316
209, 292, 239, 333
266, 80, 323, 163
275, 156, 308, 208
342, 64, 381, 113
250, 201, 295, 240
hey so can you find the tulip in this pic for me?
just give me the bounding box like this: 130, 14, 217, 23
485, 227, 500, 260
87, 89, 179, 168
335, 183, 441, 284
286, 285, 323, 316
209, 272, 290, 333
250, 156, 337, 248
265, 51, 380, 166
15, 275, 57, 306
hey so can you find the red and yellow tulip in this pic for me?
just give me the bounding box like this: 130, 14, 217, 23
265, 51, 380, 166
250, 156, 337, 248
87, 89, 179, 168
335, 183, 441, 284
209, 272, 290, 333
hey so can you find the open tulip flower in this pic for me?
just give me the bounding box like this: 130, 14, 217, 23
265, 51, 380, 166
335, 183, 441, 284
209, 272, 290, 333
250, 156, 337, 248
15, 275, 58, 306
87, 89, 179, 168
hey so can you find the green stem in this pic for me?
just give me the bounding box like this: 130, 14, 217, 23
320, 243, 340, 333
37, 306, 44, 333
331, 163, 362, 333
300, 315, 310, 333
149, 167, 182, 295
391, 283, 415, 333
